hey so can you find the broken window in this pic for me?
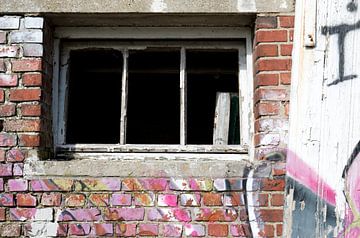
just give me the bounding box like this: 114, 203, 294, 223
55, 37, 251, 152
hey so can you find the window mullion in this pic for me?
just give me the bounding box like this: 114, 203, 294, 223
120, 49, 129, 144
180, 47, 187, 145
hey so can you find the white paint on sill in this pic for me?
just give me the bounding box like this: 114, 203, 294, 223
151, 0, 167, 12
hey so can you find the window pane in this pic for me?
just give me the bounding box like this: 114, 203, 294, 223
186, 50, 239, 144
126, 49, 180, 144
66, 49, 123, 144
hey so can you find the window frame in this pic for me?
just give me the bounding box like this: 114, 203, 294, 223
52, 27, 254, 155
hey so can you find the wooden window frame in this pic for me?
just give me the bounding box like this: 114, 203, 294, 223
52, 27, 254, 155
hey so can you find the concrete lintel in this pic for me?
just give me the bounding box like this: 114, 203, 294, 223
0, 0, 294, 14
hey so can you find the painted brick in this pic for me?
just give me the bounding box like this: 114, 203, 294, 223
122, 178, 167, 191
20, 104, 41, 116
22, 73, 42, 86
41, 193, 62, 206
68, 224, 91, 236
0, 59, 5, 72
75, 178, 121, 191
0, 163, 13, 176
0, 45, 19, 57
184, 224, 205, 237
139, 224, 159, 236
10, 30, 43, 43
0, 193, 14, 206
115, 224, 137, 237
16, 193, 37, 207
203, 193, 223, 206
110, 193, 131, 206
0, 16, 20, 29
259, 209, 284, 222
194, 208, 238, 222
103, 208, 145, 221
255, 133, 281, 146
0, 133, 17, 147
230, 224, 251, 237
6, 148, 25, 162
89, 193, 109, 207
13, 163, 23, 176
0, 208, 5, 221
158, 194, 177, 207
256, 118, 288, 133
148, 208, 191, 222
0, 103, 16, 116
255, 88, 288, 101
272, 162, 286, 176
0, 31, 6, 43
214, 178, 243, 191
261, 178, 285, 191
19, 134, 41, 147
271, 194, 285, 206
285, 102, 290, 116
57, 224, 68, 237
10, 208, 53, 221
256, 73, 279, 86
0, 150, 4, 162
0, 89, 4, 102
91, 223, 113, 236
30, 179, 73, 191
8, 178, 28, 191
0, 178, 3, 191
9, 88, 41, 101
0, 74, 18, 86
169, 178, 212, 191
0, 224, 21, 237
256, 16, 277, 29
256, 58, 292, 71
223, 192, 244, 206
24, 17, 44, 29
180, 193, 201, 206
208, 224, 228, 237
24, 223, 68, 237
134, 192, 154, 206
23, 43, 43, 57
11, 59, 42, 72
58, 208, 102, 221
279, 16, 295, 28
64, 194, 86, 207
162, 224, 182, 237
256, 30, 288, 42
4, 119, 40, 132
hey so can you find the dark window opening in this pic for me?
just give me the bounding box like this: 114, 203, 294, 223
186, 50, 239, 144
126, 49, 180, 144
66, 49, 123, 144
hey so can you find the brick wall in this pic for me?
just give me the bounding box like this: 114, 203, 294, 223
0, 14, 293, 237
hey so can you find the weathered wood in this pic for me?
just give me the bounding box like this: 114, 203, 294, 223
180, 48, 187, 145
213, 93, 231, 145
120, 50, 128, 144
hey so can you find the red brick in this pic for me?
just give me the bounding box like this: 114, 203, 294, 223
285, 102, 290, 116
0, 103, 16, 116
4, 119, 40, 132
256, 58, 292, 72
0, 90, 3, 103
22, 73, 42, 86
0, 150, 4, 162
9, 88, 41, 101
203, 193, 222, 206
230, 224, 251, 237
259, 224, 275, 237
256, 73, 279, 87
0, 60, 4, 72
277, 224, 283, 236
19, 134, 40, 147
0, 31, 5, 44
209, 224, 228, 237
0, 163, 12, 176
256, 16, 277, 29
12, 59, 42, 72
194, 208, 237, 222
256, 30, 288, 43
115, 224, 136, 237
0, 74, 18, 86
64, 194, 86, 207
255, 44, 278, 58
138, 224, 159, 236
271, 194, 284, 206
41, 193, 62, 206
280, 72, 291, 84
255, 88, 288, 102
261, 178, 285, 191
259, 209, 284, 222
6, 148, 25, 162
223, 192, 244, 206
279, 16, 295, 28
289, 29, 294, 41
92, 223, 113, 236
20, 104, 41, 116
256, 102, 280, 118
280, 44, 293, 56
0, 208, 5, 221
17, 194, 37, 207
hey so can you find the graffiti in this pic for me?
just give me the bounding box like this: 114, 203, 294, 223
321, 1, 360, 86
